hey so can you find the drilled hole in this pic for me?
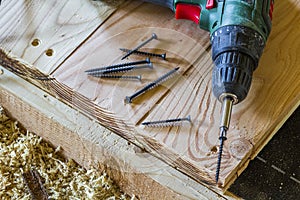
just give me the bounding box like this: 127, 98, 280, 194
31, 38, 40, 47
45, 49, 54, 57
211, 146, 218, 153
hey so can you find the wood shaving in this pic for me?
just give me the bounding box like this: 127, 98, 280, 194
0, 106, 134, 199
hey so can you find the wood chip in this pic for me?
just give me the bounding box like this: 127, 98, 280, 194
23, 169, 49, 200
0, 106, 132, 199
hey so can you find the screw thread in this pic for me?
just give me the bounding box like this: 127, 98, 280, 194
216, 128, 227, 184
120, 48, 166, 60
86, 63, 152, 75
85, 58, 150, 73
121, 33, 158, 60
90, 74, 142, 81
142, 115, 191, 127
125, 67, 179, 103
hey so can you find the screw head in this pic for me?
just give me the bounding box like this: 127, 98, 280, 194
186, 115, 191, 122
147, 63, 153, 69
137, 75, 142, 81
152, 33, 158, 40
125, 96, 132, 104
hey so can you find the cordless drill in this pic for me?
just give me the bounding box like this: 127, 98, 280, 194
142, 0, 274, 183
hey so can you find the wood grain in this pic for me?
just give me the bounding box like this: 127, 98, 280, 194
0, 48, 216, 187
0, 0, 123, 74
52, 0, 300, 188
1, 0, 299, 195
0, 68, 233, 199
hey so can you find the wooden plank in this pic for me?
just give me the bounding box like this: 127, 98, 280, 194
0, 48, 217, 190
0, 0, 123, 74
0, 68, 234, 200
0, 0, 299, 195
51, 0, 300, 189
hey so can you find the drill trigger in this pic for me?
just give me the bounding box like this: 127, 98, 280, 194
175, 3, 201, 24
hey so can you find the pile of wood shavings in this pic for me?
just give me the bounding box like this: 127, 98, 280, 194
0, 107, 133, 199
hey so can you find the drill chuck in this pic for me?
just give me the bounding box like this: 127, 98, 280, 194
211, 25, 266, 103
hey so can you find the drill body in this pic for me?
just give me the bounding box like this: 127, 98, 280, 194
192, 0, 273, 104
145, 0, 273, 104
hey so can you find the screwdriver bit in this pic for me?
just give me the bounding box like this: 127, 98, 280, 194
215, 96, 233, 183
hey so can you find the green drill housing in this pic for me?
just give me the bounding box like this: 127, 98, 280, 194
170, 0, 273, 102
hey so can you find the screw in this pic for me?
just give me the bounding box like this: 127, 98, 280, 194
121, 33, 158, 60
142, 115, 191, 127
85, 58, 150, 74
120, 48, 166, 60
215, 127, 228, 184
86, 63, 153, 75
89, 74, 142, 81
125, 67, 179, 103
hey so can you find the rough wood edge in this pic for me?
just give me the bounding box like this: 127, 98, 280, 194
0, 67, 238, 199
0, 49, 221, 188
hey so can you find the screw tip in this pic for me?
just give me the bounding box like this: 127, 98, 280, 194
86, 72, 95, 76
162, 53, 167, 60
141, 122, 148, 126
215, 173, 220, 184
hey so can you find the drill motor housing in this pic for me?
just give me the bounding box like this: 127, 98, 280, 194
203, 0, 273, 103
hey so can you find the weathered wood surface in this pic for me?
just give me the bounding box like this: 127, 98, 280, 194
0, 0, 300, 196
0, 0, 124, 74
52, 0, 300, 188
0, 68, 235, 199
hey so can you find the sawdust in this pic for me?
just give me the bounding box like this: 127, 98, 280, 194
0, 106, 134, 199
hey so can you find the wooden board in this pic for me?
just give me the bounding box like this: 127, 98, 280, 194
0, 0, 124, 74
0, 68, 236, 199
0, 0, 300, 197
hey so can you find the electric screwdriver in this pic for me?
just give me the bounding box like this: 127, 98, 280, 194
142, 0, 274, 183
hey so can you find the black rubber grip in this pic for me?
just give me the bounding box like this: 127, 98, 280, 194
211, 25, 266, 103
142, 0, 174, 10
212, 51, 255, 103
